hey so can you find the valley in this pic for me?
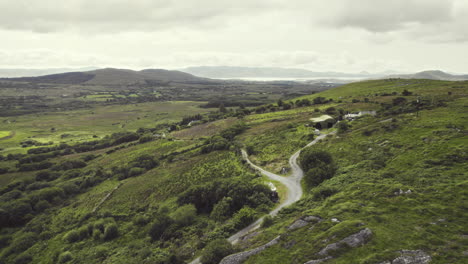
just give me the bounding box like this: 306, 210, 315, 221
0, 75, 467, 264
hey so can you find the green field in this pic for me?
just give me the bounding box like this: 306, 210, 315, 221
0, 101, 215, 155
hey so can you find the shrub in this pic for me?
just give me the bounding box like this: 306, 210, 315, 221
311, 187, 339, 200
172, 204, 197, 226
128, 167, 145, 177
133, 215, 149, 226
34, 200, 51, 212
64, 229, 80, 243
35, 171, 60, 181
210, 197, 233, 222
14, 252, 33, 264
200, 239, 234, 264
337, 121, 349, 134
261, 215, 274, 228
299, 148, 337, 187
232, 206, 257, 230
103, 223, 119, 241
148, 214, 174, 241
58, 251, 73, 263
5, 232, 38, 256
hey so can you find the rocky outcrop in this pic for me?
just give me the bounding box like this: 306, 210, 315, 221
219, 236, 281, 264
304, 256, 333, 264
288, 215, 322, 230
378, 250, 431, 264
318, 228, 373, 256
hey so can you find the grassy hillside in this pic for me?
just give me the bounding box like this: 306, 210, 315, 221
0, 79, 467, 264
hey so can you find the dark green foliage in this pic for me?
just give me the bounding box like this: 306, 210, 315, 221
148, 214, 174, 241
231, 206, 257, 229
200, 239, 234, 264
103, 223, 119, 240
3, 232, 38, 256
210, 197, 233, 222
337, 121, 349, 134
261, 215, 274, 228
402, 89, 413, 96
178, 179, 272, 215
34, 200, 51, 212
325, 107, 337, 115
299, 148, 337, 187
1, 200, 33, 227
313, 96, 328, 104
172, 204, 197, 226
311, 186, 339, 200
26, 182, 50, 191
14, 252, 32, 264
58, 251, 73, 263
51, 160, 87, 171
35, 171, 60, 181
18, 161, 54, 172
201, 136, 230, 154
58, 182, 80, 195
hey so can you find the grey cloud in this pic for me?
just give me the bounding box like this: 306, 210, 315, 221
327, 0, 455, 32
0, 0, 273, 33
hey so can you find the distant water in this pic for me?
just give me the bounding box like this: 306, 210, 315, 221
216, 76, 369, 82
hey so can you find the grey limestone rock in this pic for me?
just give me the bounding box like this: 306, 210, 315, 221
219, 236, 281, 264
318, 228, 373, 256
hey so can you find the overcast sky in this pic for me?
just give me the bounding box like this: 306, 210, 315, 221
0, 0, 467, 73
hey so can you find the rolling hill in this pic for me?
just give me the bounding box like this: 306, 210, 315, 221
0, 78, 466, 263
0, 68, 211, 85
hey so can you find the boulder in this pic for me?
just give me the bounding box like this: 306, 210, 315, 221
219, 236, 281, 264
304, 256, 333, 264
318, 228, 373, 256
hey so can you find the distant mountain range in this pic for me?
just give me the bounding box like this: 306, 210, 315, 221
385, 70, 468, 81
0, 68, 211, 85
0, 67, 466, 85
180, 66, 468, 81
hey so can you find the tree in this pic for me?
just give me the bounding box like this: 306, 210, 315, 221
219, 103, 227, 113
337, 121, 349, 134
210, 197, 233, 222
200, 239, 234, 264
299, 148, 337, 188
277, 99, 284, 107
148, 214, 173, 241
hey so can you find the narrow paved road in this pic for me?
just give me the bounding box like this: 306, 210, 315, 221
189, 132, 330, 263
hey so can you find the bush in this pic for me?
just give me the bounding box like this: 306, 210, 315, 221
311, 187, 339, 200
200, 239, 234, 264
35, 171, 60, 181
103, 223, 119, 240
172, 204, 197, 226
128, 167, 145, 177
64, 229, 80, 243
148, 214, 174, 241
34, 200, 51, 212
299, 148, 337, 187
133, 215, 149, 226
210, 197, 233, 222
232, 206, 257, 230
58, 251, 73, 263
337, 121, 349, 134
261, 215, 274, 228
14, 252, 33, 264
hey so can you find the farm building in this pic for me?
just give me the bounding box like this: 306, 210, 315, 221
310, 115, 335, 129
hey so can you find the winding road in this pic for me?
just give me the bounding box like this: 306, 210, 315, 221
189, 132, 331, 264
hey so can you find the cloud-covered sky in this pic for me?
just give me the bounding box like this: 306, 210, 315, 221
0, 0, 467, 73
